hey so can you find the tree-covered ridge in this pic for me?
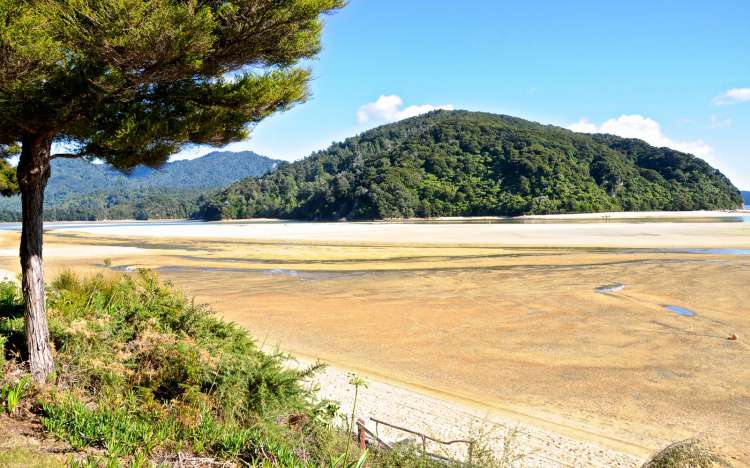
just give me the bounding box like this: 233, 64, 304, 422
0, 188, 203, 222
0, 151, 279, 213
198, 111, 742, 220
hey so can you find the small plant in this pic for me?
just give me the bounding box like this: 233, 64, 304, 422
102, 258, 112, 267
476, 425, 527, 468
341, 374, 368, 466
328, 450, 368, 468
0, 335, 6, 371
1, 374, 31, 415
643, 439, 731, 468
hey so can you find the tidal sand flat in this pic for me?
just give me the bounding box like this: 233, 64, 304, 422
0, 214, 748, 466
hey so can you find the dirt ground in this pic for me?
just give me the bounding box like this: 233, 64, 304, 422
1, 218, 748, 465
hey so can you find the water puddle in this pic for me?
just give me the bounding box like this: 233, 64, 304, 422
677, 248, 750, 255
621, 248, 750, 256
664, 305, 697, 317
268, 269, 300, 277
595, 283, 625, 293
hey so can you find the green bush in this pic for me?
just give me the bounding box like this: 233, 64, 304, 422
0, 280, 23, 370
0, 334, 5, 371
1, 271, 346, 465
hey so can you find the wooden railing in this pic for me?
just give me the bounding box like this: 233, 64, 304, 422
356, 417, 476, 465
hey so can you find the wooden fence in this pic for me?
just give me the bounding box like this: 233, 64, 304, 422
355, 417, 476, 465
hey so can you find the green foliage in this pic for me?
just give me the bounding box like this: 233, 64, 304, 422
1, 0, 344, 177
0, 151, 279, 220
368, 446, 450, 468
45, 188, 203, 221
199, 111, 742, 220
0, 281, 22, 368
327, 450, 368, 468
1, 374, 30, 415
0, 159, 17, 196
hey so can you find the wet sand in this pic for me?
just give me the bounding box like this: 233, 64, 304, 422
0, 216, 748, 465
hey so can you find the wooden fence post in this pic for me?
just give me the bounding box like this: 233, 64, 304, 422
357, 418, 367, 450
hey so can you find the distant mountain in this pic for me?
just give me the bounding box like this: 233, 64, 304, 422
198, 110, 742, 220
742, 191, 750, 205
0, 151, 280, 215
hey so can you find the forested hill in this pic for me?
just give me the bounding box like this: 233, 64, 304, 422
198, 110, 742, 220
0, 151, 279, 219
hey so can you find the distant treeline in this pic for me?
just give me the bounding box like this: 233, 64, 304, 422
0, 151, 278, 221
198, 110, 743, 220
0, 188, 202, 222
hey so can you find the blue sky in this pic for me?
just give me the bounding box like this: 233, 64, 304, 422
177, 0, 750, 189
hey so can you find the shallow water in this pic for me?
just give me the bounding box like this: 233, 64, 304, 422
0, 214, 748, 232
676, 248, 750, 255
664, 305, 697, 317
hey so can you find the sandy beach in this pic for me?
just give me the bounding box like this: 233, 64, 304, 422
299, 360, 642, 467
0, 211, 748, 466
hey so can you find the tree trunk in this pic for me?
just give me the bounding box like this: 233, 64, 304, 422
17, 133, 54, 383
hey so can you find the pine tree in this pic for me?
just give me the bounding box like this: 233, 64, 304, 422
0, 0, 344, 382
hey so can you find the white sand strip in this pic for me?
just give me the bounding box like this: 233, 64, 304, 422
299, 361, 643, 468
39, 217, 750, 249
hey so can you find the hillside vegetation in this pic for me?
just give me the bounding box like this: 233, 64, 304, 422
0, 151, 278, 221
198, 111, 742, 220
41, 188, 204, 221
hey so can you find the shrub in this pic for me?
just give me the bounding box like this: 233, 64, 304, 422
643, 439, 731, 468
0, 334, 5, 371
1, 271, 342, 465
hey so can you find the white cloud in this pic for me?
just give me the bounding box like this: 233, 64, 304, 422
567, 118, 599, 133
713, 87, 750, 105
567, 114, 714, 159
356, 95, 453, 123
